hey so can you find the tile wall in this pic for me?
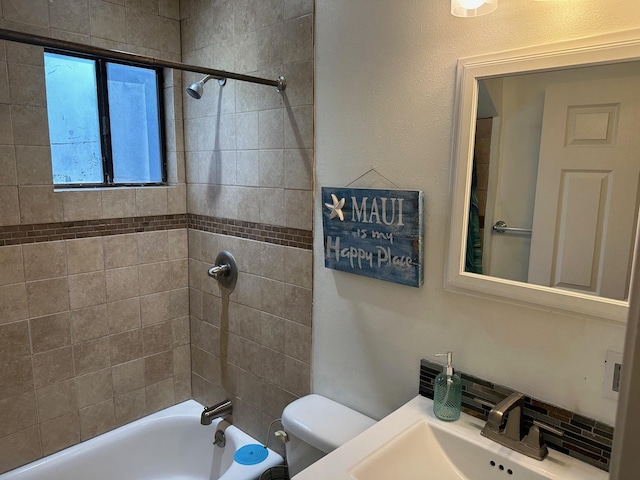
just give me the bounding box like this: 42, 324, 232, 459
181, 0, 315, 444
0, 0, 187, 474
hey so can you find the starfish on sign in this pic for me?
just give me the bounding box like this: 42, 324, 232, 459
325, 193, 345, 221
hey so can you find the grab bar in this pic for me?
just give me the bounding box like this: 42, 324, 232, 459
492, 221, 532, 235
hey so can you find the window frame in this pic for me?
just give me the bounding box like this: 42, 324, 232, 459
44, 48, 168, 189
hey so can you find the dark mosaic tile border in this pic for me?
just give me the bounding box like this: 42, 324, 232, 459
420, 359, 613, 472
0, 214, 188, 246
0, 214, 313, 250
188, 214, 313, 250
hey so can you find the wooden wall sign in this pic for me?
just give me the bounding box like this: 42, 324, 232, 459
322, 187, 424, 287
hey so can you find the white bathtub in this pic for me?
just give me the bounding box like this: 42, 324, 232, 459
1, 400, 283, 480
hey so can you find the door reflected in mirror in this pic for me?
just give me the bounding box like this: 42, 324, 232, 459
469, 62, 640, 302
446, 29, 640, 322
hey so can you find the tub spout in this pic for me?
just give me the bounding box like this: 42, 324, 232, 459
201, 400, 233, 425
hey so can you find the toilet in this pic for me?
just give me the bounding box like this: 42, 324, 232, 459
281, 394, 376, 476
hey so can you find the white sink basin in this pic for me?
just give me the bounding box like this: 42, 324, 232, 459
292, 396, 608, 480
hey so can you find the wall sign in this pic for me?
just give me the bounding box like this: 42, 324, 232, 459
322, 187, 424, 287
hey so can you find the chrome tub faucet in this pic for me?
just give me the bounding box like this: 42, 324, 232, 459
200, 400, 233, 426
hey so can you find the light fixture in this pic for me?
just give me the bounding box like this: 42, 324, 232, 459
451, 0, 498, 17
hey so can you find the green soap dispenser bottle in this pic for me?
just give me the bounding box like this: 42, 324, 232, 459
433, 352, 462, 422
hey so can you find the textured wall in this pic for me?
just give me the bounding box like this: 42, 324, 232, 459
0, 0, 187, 474
314, 0, 639, 426
180, 0, 314, 444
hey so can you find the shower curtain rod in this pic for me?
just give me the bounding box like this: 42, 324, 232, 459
0, 28, 286, 92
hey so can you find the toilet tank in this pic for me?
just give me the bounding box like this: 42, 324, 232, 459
281, 394, 376, 476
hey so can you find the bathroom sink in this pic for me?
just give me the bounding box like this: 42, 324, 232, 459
292, 396, 608, 480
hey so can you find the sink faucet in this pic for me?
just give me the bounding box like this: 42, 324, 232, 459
201, 400, 233, 425
477, 392, 563, 460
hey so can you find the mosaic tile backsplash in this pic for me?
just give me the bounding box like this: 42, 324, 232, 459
420, 359, 613, 472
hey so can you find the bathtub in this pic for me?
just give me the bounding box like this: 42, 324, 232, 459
1, 400, 283, 480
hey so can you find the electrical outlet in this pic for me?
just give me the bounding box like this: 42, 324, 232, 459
603, 350, 623, 400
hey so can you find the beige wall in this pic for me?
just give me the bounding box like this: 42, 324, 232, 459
181, 0, 314, 443
0, 0, 188, 474
314, 0, 638, 426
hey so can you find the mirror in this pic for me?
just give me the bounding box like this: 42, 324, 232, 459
446, 28, 640, 323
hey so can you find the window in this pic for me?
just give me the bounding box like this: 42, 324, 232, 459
43, 51, 166, 187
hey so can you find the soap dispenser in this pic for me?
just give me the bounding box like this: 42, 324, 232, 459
433, 352, 462, 421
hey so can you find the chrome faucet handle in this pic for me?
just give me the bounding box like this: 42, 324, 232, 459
522, 421, 563, 460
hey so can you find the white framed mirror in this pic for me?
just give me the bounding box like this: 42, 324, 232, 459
446, 28, 640, 323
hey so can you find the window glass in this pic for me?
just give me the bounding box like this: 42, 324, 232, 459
107, 63, 163, 184
44, 52, 103, 184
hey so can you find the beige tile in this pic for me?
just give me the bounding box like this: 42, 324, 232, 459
0, 283, 28, 324
105, 266, 139, 302
258, 109, 284, 149
114, 387, 146, 426
284, 320, 311, 364
260, 278, 285, 318
191, 346, 219, 385
73, 337, 111, 376
36, 378, 77, 423
282, 14, 312, 64
126, 10, 159, 50
262, 381, 296, 419
167, 229, 187, 260
144, 350, 172, 386
284, 189, 312, 230
26, 277, 69, 318
236, 113, 259, 150
49, 0, 91, 35
110, 329, 143, 366
171, 316, 190, 347
89, 0, 127, 42
0, 391, 37, 438
40, 412, 81, 456
0, 145, 17, 186
30, 312, 72, 353
0, 354, 34, 401
79, 398, 115, 440
172, 344, 190, 375
104, 234, 138, 269
101, 188, 137, 218
283, 355, 310, 397
0, 104, 13, 145
76, 368, 113, 408
66, 237, 104, 275
138, 262, 171, 295
0, 62, 9, 105
173, 372, 191, 402
202, 293, 221, 327
68, 271, 107, 309
0, 321, 30, 359
33, 347, 75, 389
284, 105, 313, 149
18, 185, 64, 224
145, 377, 174, 414
142, 322, 172, 356
169, 287, 189, 319
0, 426, 42, 475
169, 259, 189, 289
283, 0, 313, 21
261, 347, 285, 387
282, 283, 311, 326
15, 145, 53, 185
70, 304, 108, 343
0, 186, 20, 225
159, 0, 179, 19
111, 358, 145, 395
2, 0, 50, 27
5, 42, 44, 67
259, 188, 284, 226
23, 241, 67, 281
0, 245, 24, 286
259, 149, 284, 188
284, 148, 312, 190
167, 183, 186, 214
11, 105, 49, 146
228, 334, 261, 376
107, 297, 141, 334
137, 231, 168, 264
63, 190, 103, 221
136, 187, 168, 216
7, 63, 46, 107
140, 291, 171, 326
257, 24, 282, 71
260, 312, 286, 353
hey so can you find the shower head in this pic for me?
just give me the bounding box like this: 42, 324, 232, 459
186, 75, 226, 99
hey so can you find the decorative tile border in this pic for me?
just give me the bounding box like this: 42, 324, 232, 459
420, 359, 613, 472
0, 214, 313, 250
188, 214, 313, 250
